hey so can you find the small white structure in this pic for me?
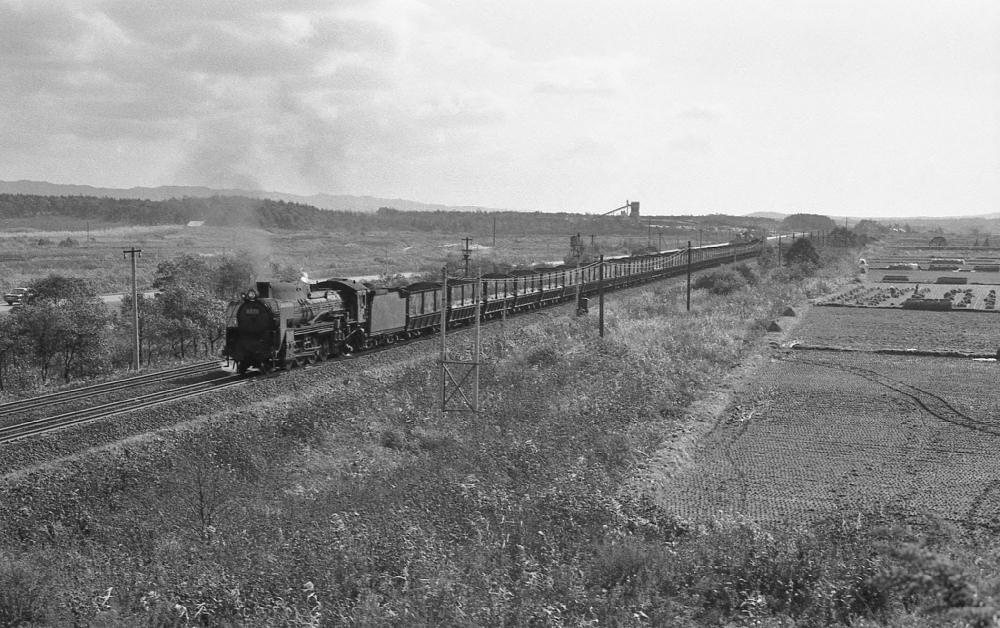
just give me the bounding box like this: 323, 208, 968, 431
858, 258, 868, 274
186, 220, 205, 227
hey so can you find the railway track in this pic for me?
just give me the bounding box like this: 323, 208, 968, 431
0, 360, 223, 419
0, 375, 247, 444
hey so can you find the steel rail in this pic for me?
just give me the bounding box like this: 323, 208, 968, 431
0, 361, 223, 418
0, 375, 245, 443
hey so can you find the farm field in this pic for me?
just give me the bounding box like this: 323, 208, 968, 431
654, 351, 1000, 527
788, 306, 1000, 353
866, 268, 1000, 284
819, 282, 999, 310
864, 248, 1000, 282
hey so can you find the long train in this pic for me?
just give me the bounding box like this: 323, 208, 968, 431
222, 239, 764, 374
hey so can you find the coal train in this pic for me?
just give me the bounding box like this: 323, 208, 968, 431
222, 239, 763, 374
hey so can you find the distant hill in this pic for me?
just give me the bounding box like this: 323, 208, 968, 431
745, 211, 788, 221
0, 180, 508, 214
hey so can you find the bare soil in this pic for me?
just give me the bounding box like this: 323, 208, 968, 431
646, 309, 1000, 528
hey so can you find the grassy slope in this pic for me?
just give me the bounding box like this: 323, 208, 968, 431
3, 246, 996, 627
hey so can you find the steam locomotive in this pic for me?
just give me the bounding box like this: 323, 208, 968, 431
222, 239, 763, 374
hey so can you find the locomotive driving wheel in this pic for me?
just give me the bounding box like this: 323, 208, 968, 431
260, 360, 274, 375
317, 344, 330, 361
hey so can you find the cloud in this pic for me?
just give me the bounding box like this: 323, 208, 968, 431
0, 0, 529, 194
542, 137, 615, 162
666, 133, 713, 154
533, 55, 636, 96
675, 104, 729, 123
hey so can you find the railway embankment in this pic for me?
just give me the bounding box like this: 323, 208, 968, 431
4, 249, 945, 627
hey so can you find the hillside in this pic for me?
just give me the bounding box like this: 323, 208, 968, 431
0, 179, 510, 214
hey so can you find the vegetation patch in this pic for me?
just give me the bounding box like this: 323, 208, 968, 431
903, 298, 952, 311
0, 249, 903, 627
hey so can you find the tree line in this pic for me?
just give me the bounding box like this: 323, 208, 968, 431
0, 254, 257, 393
0, 192, 780, 238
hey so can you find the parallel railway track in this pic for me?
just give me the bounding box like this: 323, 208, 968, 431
0, 375, 246, 444
0, 360, 223, 420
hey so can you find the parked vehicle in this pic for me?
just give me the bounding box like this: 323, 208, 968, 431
3, 288, 35, 306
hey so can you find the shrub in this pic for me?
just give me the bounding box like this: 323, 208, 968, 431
380, 429, 406, 450
0, 558, 49, 626
758, 244, 777, 271
693, 268, 748, 295
731, 262, 761, 285
784, 238, 821, 268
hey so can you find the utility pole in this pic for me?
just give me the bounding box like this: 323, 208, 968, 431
572, 237, 583, 313
599, 254, 605, 337
686, 241, 692, 311
439, 268, 480, 412
123, 247, 142, 371
462, 237, 473, 277
493, 218, 496, 248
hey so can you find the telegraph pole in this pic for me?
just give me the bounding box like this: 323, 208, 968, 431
462, 237, 473, 277
440, 268, 448, 409
439, 268, 481, 412
599, 254, 605, 337
123, 247, 142, 371
686, 241, 692, 311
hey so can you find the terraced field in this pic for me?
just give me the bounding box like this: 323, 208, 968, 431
820, 283, 1000, 309
656, 352, 1000, 527
789, 306, 1000, 353
866, 268, 1000, 284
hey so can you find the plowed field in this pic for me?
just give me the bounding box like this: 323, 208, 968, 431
821, 283, 999, 309
655, 352, 1000, 526
788, 307, 1000, 354
867, 269, 1000, 284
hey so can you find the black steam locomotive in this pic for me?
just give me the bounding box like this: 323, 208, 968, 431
222, 239, 763, 374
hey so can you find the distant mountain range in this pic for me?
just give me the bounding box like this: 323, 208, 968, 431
0, 179, 507, 214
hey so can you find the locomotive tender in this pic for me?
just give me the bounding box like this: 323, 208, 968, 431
223, 239, 763, 374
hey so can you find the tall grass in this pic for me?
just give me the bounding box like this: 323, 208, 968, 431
5, 247, 991, 627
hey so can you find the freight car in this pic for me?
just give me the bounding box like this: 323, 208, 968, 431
223, 239, 763, 374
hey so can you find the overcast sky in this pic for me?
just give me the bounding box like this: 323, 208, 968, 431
1, 0, 997, 218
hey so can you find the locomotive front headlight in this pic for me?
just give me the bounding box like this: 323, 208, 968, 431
247, 289, 257, 300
